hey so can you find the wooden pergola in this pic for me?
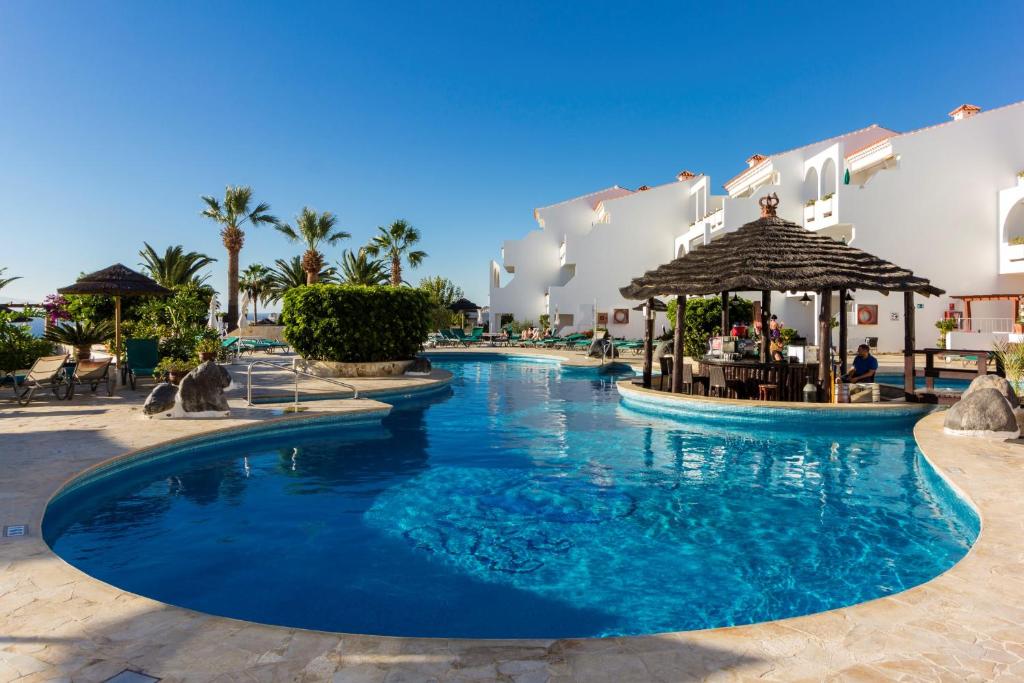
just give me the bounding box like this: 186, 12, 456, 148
619, 194, 944, 401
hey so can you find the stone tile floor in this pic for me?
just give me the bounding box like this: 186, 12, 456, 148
1, 350, 1022, 681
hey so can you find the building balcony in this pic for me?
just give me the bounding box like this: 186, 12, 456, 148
803, 194, 838, 230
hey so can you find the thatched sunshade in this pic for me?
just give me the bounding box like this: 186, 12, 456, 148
632, 299, 667, 312
620, 196, 942, 299
619, 194, 943, 400
58, 264, 171, 366
448, 298, 480, 311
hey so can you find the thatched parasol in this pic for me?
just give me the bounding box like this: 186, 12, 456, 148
449, 297, 481, 328
448, 298, 480, 311
619, 194, 943, 398
632, 299, 667, 312
620, 195, 942, 299
58, 264, 171, 364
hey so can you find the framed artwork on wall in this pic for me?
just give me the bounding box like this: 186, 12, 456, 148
596, 312, 609, 326
612, 308, 629, 325
856, 304, 879, 325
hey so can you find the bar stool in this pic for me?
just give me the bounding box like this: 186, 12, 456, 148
758, 384, 779, 401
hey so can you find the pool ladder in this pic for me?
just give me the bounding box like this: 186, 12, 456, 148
246, 359, 360, 408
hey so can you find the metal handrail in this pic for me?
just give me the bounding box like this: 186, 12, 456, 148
246, 359, 359, 407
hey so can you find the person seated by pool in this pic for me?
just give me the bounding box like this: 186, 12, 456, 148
843, 344, 878, 383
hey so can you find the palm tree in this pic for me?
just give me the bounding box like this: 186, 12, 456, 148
266, 256, 338, 304
365, 219, 428, 286
275, 207, 350, 284
338, 248, 389, 286
0, 268, 20, 293
139, 243, 216, 288
239, 264, 272, 325
200, 186, 278, 330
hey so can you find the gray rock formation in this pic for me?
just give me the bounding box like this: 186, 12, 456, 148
405, 356, 432, 375
944, 387, 1019, 436
178, 361, 231, 414
961, 374, 1020, 409
143, 383, 179, 416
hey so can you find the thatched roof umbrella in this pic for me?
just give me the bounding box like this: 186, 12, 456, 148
448, 298, 480, 328
620, 194, 943, 399
632, 299, 667, 312
58, 264, 171, 366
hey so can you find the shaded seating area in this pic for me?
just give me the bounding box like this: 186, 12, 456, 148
620, 193, 944, 402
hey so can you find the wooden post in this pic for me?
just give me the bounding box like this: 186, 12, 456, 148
818, 289, 832, 396
964, 298, 972, 331
903, 291, 916, 401
114, 295, 122, 386
672, 295, 686, 393
720, 291, 730, 336
760, 291, 770, 362
838, 288, 848, 376
642, 297, 655, 389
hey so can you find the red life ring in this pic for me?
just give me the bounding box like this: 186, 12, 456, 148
612, 309, 629, 324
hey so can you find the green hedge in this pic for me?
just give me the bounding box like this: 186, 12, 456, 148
281, 284, 432, 362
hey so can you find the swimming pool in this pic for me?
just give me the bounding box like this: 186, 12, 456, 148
875, 373, 970, 391
43, 356, 977, 639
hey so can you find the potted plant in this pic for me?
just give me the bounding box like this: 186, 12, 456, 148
156, 358, 195, 385
44, 320, 114, 361
196, 337, 220, 362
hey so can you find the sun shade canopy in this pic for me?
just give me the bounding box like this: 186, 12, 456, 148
58, 263, 171, 297
620, 195, 943, 300
448, 297, 480, 311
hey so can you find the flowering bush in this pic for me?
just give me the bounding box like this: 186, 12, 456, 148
41, 294, 71, 326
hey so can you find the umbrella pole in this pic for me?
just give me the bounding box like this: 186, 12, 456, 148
115, 295, 122, 385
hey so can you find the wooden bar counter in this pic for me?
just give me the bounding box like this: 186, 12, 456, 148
697, 357, 820, 402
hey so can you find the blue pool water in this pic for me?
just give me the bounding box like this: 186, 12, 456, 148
875, 373, 970, 391
43, 356, 978, 639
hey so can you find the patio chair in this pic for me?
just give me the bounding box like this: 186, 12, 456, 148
222, 336, 240, 359
14, 354, 70, 406
124, 338, 159, 390
708, 365, 747, 399
658, 356, 673, 391
70, 357, 115, 398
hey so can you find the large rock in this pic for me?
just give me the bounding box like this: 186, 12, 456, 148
405, 356, 432, 376
961, 374, 1019, 409
143, 382, 179, 416
944, 387, 1020, 437
178, 361, 231, 414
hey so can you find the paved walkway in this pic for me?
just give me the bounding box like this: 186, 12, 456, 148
1, 351, 1022, 681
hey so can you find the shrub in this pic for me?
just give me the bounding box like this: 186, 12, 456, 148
281, 284, 432, 362
0, 311, 54, 372
666, 296, 754, 358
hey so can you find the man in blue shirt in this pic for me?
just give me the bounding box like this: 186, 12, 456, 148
844, 343, 878, 383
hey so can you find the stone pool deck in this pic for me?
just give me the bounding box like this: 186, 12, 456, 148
1, 350, 1023, 681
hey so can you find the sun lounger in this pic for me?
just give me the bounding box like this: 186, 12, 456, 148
13, 354, 70, 405
70, 357, 115, 397
125, 338, 159, 390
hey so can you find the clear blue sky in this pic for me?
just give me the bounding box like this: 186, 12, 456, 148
2, 1, 1022, 307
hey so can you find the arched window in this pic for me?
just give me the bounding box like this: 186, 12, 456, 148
802, 167, 819, 203
1006, 201, 1024, 244
821, 158, 838, 198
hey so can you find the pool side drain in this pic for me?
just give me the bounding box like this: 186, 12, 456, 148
3, 525, 26, 538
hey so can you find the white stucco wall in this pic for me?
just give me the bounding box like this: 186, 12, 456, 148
489, 102, 1024, 352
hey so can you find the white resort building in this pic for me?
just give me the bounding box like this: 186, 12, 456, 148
488, 100, 1024, 352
